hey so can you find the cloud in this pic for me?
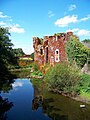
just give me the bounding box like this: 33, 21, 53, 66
0, 21, 6, 26
48, 10, 55, 18
12, 82, 23, 88
9, 24, 25, 33
0, 11, 25, 33
67, 28, 90, 36
69, 4, 76, 11
79, 15, 90, 22
55, 14, 90, 27
55, 15, 78, 27
77, 29, 90, 36
0, 12, 9, 18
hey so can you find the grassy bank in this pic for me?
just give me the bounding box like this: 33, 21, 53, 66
79, 74, 90, 98
44, 62, 90, 103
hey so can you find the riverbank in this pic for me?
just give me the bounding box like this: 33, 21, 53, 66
31, 78, 90, 105
72, 95, 90, 104
49, 88, 90, 105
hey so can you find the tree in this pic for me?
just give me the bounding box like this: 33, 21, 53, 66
0, 27, 17, 80
13, 48, 25, 57
66, 35, 90, 68
30, 52, 34, 60
82, 39, 90, 43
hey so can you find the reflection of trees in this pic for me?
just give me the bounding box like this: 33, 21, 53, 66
0, 79, 14, 93
32, 79, 90, 120
32, 80, 68, 120
32, 95, 68, 120
0, 96, 13, 120
13, 70, 30, 78
0, 76, 14, 120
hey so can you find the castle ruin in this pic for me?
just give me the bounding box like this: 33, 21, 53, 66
33, 32, 73, 67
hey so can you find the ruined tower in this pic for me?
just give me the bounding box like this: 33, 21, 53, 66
33, 32, 73, 66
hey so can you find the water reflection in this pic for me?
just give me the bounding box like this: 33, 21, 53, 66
0, 79, 14, 93
0, 77, 90, 120
0, 96, 13, 120
0, 77, 14, 120
31, 79, 90, 120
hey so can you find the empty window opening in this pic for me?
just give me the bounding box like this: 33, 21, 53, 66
46, 47, 48, 63
40, 49, 43, 55
56, 51, 58, 54
55, 49, 60, 62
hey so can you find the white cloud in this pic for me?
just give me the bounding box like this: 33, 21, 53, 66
66, 28, 79, 33
77, 29, 90, 36
69, 4, 76, 11
80, 15, 90, 22
48, 10, 54, 18
0, 12, 9, 18
0, 12, 25, 34
0, 21, 6, 26
55, 15, 78, 27
55, 14, 90, 27
9, 24, 25, 33
67, 28, 90, 36
12, 82, 23, 88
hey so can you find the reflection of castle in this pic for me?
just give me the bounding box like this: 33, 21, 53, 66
32, 85, 68, 120
33, 32, 73, 66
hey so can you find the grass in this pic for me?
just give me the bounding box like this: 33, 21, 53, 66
79, 74, 90, 98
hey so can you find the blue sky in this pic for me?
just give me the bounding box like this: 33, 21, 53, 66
0, 0, 90, 54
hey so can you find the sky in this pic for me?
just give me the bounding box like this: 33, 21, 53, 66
0, 0, 90, 54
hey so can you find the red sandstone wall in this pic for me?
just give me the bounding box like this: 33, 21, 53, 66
33, 32, 73, 66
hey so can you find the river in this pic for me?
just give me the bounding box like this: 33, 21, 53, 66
0, 78, 90, 120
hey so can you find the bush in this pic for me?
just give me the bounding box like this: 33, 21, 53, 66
33, 63, 39, 71
79, 74, 90, 95
44, 62, 81, 95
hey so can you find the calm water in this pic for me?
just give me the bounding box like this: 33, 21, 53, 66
0, 78, 90, 120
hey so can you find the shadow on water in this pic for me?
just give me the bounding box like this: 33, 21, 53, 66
0, 72, 90, 120
31, 78, 90, 120
0, 96, 13, 120
0, 77, 14, 120
12, 70, 30, 78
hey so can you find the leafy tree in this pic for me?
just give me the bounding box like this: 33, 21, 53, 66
66, 35, 90, 68
82, 39, 90, 43
0, 27, 17, 80
13, 48, 25, 57
30, 52, 34, 60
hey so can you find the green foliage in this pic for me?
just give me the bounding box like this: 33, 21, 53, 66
31, 70, 43, 77
30, 52, 34, 60
82, 39, 90, 43
44, 62, 81, 95
79, 74, 90, 96
0, 27, 18, 80
13, 48, 25, 57
66, 35, 90, 68
33, 63, 39, 71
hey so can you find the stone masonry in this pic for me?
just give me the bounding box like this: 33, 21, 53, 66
33, 32, 73, 67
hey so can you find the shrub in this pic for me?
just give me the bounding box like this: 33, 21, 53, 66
33, 63, 39, 71
79, 74, 90, 95
44, 62, 81, 95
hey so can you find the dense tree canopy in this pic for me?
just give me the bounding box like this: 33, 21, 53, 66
82, 39, 90, 43
0, 27, 17, 80
13, 48, 25, 57
66, 35, 90, 68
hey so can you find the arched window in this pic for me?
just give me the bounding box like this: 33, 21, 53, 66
55, 49, 60, 62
